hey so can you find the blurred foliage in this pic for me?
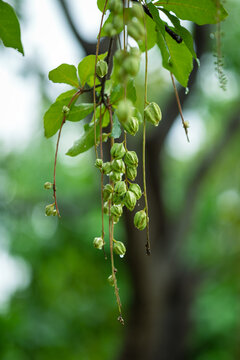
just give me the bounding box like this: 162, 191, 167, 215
0, 0, 240, 359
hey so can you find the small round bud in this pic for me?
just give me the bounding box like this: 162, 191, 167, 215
113, 240, 126, 257
115, 181, 127, 197
123, 116, 139, 136
62, 105, 70, 115
45, 203, 55, 216
134, 210, 147, 230
128, 19, 145, 42
96, 60, 108, 78
111, 159, 125, 173
116, 99, 133, 124
93, 236, 104, 250
144, 102, 162, 126
108, 0, 123, 14
124, 190, 137, 211
123, 56, 140, 77
44, 182, 52, 190
110, 204, 123, 218
124, 151, 138, 167
126, 166, 137, 181
103, 184, 113, 202
108, 274, 115, 286
109, 171, 122, 183
129, 183, 142, 200
95, 158, 103, 169
110, 142, 126, 159
102, 162, 112, 175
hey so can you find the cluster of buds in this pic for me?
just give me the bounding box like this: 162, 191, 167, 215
104, 0, 123, 37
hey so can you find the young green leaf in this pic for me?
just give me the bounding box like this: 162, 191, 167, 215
138, 13, 157, 52
0, 0, 24, 54
112, 114, 122, 139
67, 103, 94, 122
49, 64, 79, 88
153, 0, 228, 25
66, 125, 100, 157
78, 52, 108, 87
97, 0, 108, 13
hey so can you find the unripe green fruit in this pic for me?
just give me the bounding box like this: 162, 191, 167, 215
93, 236, 104, 250
108, 274, 115, 286
128, 19, 145, 42
96, 60, 108, 78
111, 159, 125, 173
110, 142, 126, 159
102, 162, 112, 175
108, 0, 123, 14
124, 151, 138, 167
62, 105, 70, 115
122, 56, 140, 77
44, 182, 52, 190
144, 102, 162, 126
110, 204, 123, 218
112, 15, 123, 32
103, 184, 113, 202
134, 210, 147, 230
113, 240, 126, 257
124, 190, 137, 211
129, 183, 142, 200
112, 193, 123, 205
45, 203, 55, 216
109, 171, 122, 183
126, 166, 137, 181
129, 47, 141, 59
114, 49, 126, 65
115, 181, 127, 197
123, 116, 139, 136
104, 23, 117, 37
116, 99, 133, 124
95, 158, 103, 169
131, 3, 144, 19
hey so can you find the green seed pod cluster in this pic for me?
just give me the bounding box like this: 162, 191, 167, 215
108, 0, 123, 14
110, 142, 126, 159
96, 60, 108, 78
134, 210, 147, 230
144, 102, 162, 126
127, 18, 145, 42
113, 240, 126, 257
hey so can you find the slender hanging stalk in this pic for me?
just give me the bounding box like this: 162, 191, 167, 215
142, 5, 151, 256
170, 73, 190, 142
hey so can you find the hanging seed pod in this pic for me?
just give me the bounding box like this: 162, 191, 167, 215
104, 23, 117, 37
103, 184, 113, 202
122, 56, 140, 77
108, 274, 115, 286
126, 166, 137, 181
112, 192, 124, 205
103, 202, 110, 215
110, 142, 126, 159
134, 210, 147, 230
110, 204, 123, 218
111, 159, 125, 173
114, 49, 126, 65
112, 15, 123, 32
115, 181, 127, 197
123, 116, 139, 136
45, 203, 55, 216
113, 240, 126, 257
44, 182, 52, 190
128, 19, 145, 42
144, 102, 162, 126
129, 47, 141, 59
124, 190, 137, 211
96, 60, 108, 78
52, 210, 57, 216
124, 151, 138, 167
108, 0, 123, 14
129, 183, 142, 200
93, 236, 104, 249
131, 3, 144, 19
95, 158, 103, 169
109, 171, 122, 183
102, 162, 112, 175
116, 99, 133, 124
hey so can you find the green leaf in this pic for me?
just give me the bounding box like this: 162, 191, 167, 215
127, 79, 137, 103
0, 0, 24, 54
49, 64, 79, 88
66, 125, 100, 157
153, 0, 228, 25
78, 52, 108, 86
138, 13, 157, 52
97, 0, 108, 13
161, 9, 197, 59
44, 91, 78, 138
112, 114, 122, 139
68, 103, 94, 122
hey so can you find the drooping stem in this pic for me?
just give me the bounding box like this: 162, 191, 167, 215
53, 90, 82, 217
142, 5, 151, 256
170, 73, 190, 142
93, 0, 109, 158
